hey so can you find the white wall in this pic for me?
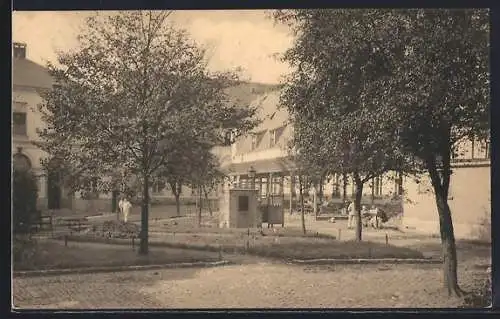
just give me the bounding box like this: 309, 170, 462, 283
12, 87, 48, 171
13, 87, 50, 203
402, 164, 491, 239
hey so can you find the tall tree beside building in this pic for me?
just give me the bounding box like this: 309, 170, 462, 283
273, 8, 489, 296
37, 11, 258, 255
374, 9, 489, 296
287, 133, 324, 234
273, 9, 412, 242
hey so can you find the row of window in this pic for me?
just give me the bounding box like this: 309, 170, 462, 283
330, 174, 403, 198
250, 126, 286, 151
451, 138, 490, 160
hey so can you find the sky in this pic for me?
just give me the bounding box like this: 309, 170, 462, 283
12, 10, 294, 84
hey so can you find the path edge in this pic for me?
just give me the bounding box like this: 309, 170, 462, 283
13, 260, 232, 278
288, 258, 442, 265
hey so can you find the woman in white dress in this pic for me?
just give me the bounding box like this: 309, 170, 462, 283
347, 200, 356, 229
118, 197, 125, 219
122, 198, 132, 223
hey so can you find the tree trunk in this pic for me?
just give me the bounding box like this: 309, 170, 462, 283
313, 185, 318, 219
111, 190, 119, 221
371, 178, 375, 205
332, 174, 337, 198
203, 185, 213, 216
342, 172, 348, 202
174, 194, 181, 216
318, 177, 324, 202
299, 176, 306, 235
169, 181, 182, 217
139, 173, 150, 255
198, 184, 202, 227
353, 173, 363, 242
436, 189, 462, 296
428, 164, 463, 297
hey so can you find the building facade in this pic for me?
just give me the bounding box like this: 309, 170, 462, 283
225, 89, 404, 201
12, 42, 55, 209
402, 138, 491, 240
226, 88, 491, 239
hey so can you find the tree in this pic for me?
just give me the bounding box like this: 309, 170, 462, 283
274, 8, 489, 296
37, 11, 258, 255
287, 136, 324, 235
13, 169, 39, 234
273, 9, 413, 241
376, 9, 489, 296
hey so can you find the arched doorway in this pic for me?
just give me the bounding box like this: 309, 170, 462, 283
47, 159, 63, 210
13, 152, 32, 172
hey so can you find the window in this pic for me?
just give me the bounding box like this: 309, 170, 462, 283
238, 195, 249, 211
251, 131, 266, 150
13, 112, 27, 136
471, 139, 475, 159
372, 177, 383, 197
152, 180, 165, 194
269, 126, 285, 148
485, 140, 490, 159
251, 134, 257, 150
269, 130, 277, 147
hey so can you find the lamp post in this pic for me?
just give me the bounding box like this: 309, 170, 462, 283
248, 166, 256, 191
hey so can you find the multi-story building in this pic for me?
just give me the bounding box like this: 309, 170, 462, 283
226, 87, 491, 240
225, 88, 403, 200
12, 42, 271, 212
12, 42, 58, 209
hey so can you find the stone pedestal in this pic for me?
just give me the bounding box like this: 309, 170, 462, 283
218, 188, 259, 228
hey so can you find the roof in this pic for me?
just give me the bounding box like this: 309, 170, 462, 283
12, 58, 53, 89
224, 82, 279, 108
250, 90, 289, 132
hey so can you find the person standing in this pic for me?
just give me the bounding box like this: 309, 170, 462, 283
118, 197, 125, 220
347, 200, 356, 229
122, 197, 132, 223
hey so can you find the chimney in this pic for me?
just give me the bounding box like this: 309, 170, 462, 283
13, 42, 27, 59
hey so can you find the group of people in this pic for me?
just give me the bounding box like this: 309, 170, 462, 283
118, 196, 132, 222
345, 200, 385, 229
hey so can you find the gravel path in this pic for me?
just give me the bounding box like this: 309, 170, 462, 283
13, 257, 488, 309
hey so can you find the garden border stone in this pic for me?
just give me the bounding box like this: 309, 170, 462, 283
288, 257, 442, 265
13, 260, 232, 278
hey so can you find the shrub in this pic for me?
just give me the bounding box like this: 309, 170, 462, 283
93, 220, 140, 238
462, 274, 491, 308
12, 169, 39, 234
13, 237, 38, 269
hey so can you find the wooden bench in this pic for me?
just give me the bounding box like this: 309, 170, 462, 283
39, 214, 53, 229
28, 211, 53, 232
59, 217, 90, 232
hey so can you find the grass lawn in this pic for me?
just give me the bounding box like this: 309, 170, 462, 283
13, 239, 221, 271
246, 240, 425, 260
68, 228, 425, 261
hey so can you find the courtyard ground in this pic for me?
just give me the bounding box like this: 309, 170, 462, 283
13, 252, 488, 309
15, 204, 490, 309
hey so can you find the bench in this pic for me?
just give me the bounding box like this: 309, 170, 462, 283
28, 211, 53, 233
58, 217, 90, 232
